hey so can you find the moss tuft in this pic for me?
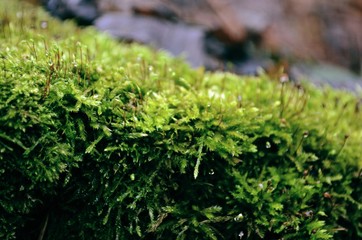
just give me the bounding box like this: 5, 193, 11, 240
0, 1, 361, 239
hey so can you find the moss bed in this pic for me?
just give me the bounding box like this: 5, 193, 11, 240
0, 1, 361, 239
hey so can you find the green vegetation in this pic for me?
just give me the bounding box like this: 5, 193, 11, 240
0, 1, 361, 239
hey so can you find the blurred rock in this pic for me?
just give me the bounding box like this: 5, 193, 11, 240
132, 4, 179, 22
261, 0, 362, 75
43, 0, 98, 25
290, 62, 362, 92
95, 13, 207, 67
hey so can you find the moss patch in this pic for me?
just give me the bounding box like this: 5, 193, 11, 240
0, 1, 361, 239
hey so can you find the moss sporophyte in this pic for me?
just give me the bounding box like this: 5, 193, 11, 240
0, 0, 361, 239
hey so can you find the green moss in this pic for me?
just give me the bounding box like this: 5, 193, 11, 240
0, 1, 361, 239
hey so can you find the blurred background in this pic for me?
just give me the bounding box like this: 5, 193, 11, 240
30, 0, 362, 90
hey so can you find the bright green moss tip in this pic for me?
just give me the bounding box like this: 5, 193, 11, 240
0, 1, 361, 239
